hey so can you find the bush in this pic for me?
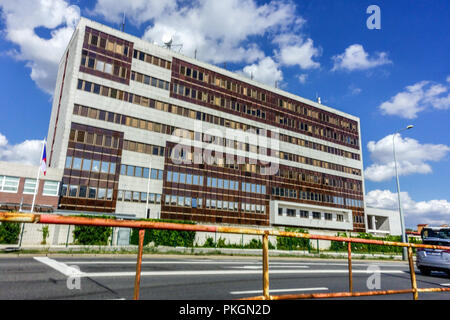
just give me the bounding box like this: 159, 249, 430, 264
201, 236, 275, 249
130, 219, 196, 247
0, 222, 21, 244
72, 215, 114, 245
277, 228, 310, 251
329, 232, 422, 253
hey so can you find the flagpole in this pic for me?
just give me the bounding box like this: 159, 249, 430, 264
31, 138, 46, 213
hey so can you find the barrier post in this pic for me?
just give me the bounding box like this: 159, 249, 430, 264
348, 241, 353, 292
133, 229, 145, 300
407, 246, 419, 300
262, 231, 270, 300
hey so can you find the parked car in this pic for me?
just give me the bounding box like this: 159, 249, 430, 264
416, 227, 450, 276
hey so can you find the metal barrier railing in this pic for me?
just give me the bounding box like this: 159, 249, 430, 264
1, 212, 450, 300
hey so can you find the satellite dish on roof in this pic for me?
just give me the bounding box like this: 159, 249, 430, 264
161, 34, 183, 52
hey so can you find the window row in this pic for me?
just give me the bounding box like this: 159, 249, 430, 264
86, 29, 132, 58
61, 184, 113, 200
23, 179, 60, 196
131, 71, 170, 90
206, 177, 240, 191
0, 176, 58, 196
179, 64, 267, 103
81, 50, 128, 80
272, 187, 364, 208
165, 194, 204, 209
276, 114, 359, 147
164, 193, 266, 214
173, 83, 267, 121
276, 168, 362, 192
76, 79, 358, 163
69, 127, 120, 149
277, 99, 358, 133
133, 49, 171, 70
179, 63, 357, 134
170, 144, 361, 177
278, 150, 361, 176
278, 208, 346, 222
278, 133, 360, 161
117, 190, 162, 204
166, 171, 204, 186
241, 182, 267, 194
123, 140, 165, 157
65, 156, 117, 174
120, 164, 163, 180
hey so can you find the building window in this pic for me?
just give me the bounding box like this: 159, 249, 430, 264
300, 210, 309, 218
43, 181, 59, 196
23, 178, 37, 194
0, 176, 20, 193
312, 212, 321, 220
287, 209, 296, 217
324, 213, 333, 221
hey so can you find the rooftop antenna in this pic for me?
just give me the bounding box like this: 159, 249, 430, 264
316, 92, 321, 104
250, 72, 253, 80
121, 12, 126, 32
194, 49, 197, 59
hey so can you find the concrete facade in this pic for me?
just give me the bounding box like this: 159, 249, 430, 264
3, 16, 366, 239
365, 206, 402, 236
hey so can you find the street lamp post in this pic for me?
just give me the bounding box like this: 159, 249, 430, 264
392, 125, 414, 261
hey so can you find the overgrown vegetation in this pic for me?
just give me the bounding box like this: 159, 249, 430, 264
129, 219, 196, 247
72, 215, 114, 245
0, 222, 21, 244
329, 232, 422, 253
40, 225, 50, 245
276, 228, 310, 251
202, 237, 276, 250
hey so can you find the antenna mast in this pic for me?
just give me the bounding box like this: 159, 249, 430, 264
121, 12, 126, 32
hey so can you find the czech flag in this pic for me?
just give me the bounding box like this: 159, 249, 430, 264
40, 140, 47, 176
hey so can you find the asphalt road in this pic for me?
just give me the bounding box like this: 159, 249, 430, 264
0, 255, 449, 300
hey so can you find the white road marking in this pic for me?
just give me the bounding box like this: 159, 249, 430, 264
441, 283, 450, 286
61, 260, 406, 268
230, 287, 329, 295
34, 257, 85, 277
230, 265, 309, 269
61, 260, 262, 265
74, 269, 406, 278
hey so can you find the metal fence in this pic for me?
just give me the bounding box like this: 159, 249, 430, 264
1, 211, 450, 300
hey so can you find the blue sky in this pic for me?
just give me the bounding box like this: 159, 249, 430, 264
0, 0, 449, 228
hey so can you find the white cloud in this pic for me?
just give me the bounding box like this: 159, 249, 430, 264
139, 0, 298, 65
239, 56, 283, 86
274, 34, 321, 69
366, 189, 450, 227
379, 80, 450, 119
0, 0, 80, 94
0, 133, 43, 166
298, 74, 307, 84
364, 134, 450, 182
90, 0, 177, 26
331, 44, 391, 72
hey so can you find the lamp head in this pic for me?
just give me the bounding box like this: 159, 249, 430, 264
406, 125, 414, 129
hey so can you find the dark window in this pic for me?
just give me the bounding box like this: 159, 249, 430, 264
87, 58, 95, 68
